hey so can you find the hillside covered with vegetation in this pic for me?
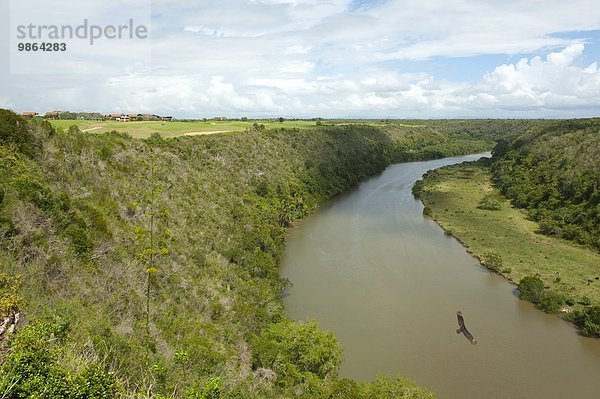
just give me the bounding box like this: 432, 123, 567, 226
491, 118, 600, 251
1, 110, 533, 398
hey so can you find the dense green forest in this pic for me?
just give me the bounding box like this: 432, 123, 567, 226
491, 118, 600, 251
0, 109, 533, 398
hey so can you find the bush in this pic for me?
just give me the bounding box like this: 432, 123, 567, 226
580, 296, 592, 306
185, 377, 222, 399
574, 306, 600, 337
360, 375, 436, 399
538, 291, 565, 314
0, 320, 119, 398
537, 220, 564, 237
330, 379, 362, 399
0, 109, 36, 157
251, 320, 343, 385
517, 276, 545, 304
411, 180, 424, 198
0, 273, 25, 316
477, 193, 503, 211
0, 215, 17, 239
63, 224, 94, 257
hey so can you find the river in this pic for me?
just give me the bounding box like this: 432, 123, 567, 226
280, 153, 600, 399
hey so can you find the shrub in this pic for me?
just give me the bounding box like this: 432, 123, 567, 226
0, 215, 17, 239
331, 379, 362, 399
63, 224, 94, 257
74, 364, 120, 399
360, 375, 436, 399
477, 193, 503, 211
0, 109, 36, 157
251, 320, 343, 385
538, 291, 565, 314
0, 273, 25, 316
185, 377, 222, 399
0, 320, 119, 398
537, 220, 564, 237
580, 296, 592, 306
411, 180, 424, 198
518, 276, 545, 304
574, 306, 600, 337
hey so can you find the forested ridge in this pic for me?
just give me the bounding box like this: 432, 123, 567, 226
491, 118, 600, 251
0, 109, 529, 398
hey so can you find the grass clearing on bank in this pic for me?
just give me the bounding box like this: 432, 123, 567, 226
415, 162, 600, 312
50, 119, 321, 138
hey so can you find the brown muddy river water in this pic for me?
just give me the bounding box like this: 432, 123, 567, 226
280, 154, 600, 399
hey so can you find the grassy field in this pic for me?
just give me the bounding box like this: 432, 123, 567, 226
415, 162, 600, 312
50, 119, 321, 138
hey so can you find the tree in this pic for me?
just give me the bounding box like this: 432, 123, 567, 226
574, 306, 600, 336
538, 291, 565, 314
517, 276, 545, 304
0, 109, 35, 157
251, 320, 343, 385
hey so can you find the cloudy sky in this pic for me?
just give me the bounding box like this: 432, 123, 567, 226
1, 0, 600, 118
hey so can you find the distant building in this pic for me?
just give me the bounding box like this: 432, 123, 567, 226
105, 113, 129, 121
103, 113, 173, 122
22, 112, 39, 118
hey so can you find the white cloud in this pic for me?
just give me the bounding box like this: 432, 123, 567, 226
184, 26, 225, 37
283, 45, 312, 55
547, 42, 584, 66
472, 44, 600, 110
2, 0, 600, 117
279, 61, 315, 74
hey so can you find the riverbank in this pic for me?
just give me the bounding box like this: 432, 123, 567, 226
413, 161, 600, 319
